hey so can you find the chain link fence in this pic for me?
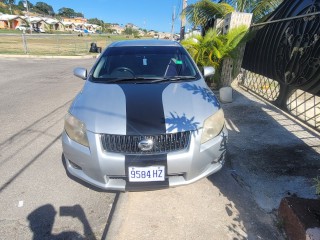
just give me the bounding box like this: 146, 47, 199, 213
238, 69, 320, 132
238, 69, 280, 101
287, 89, 320, 131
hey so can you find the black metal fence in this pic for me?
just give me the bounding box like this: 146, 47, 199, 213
238, 70, 319, 131
239, 0, 320, 132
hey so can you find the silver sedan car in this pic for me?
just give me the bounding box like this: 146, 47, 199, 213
62, 40, 228, 191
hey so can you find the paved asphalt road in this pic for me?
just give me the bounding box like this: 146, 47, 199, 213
0, 57, 116, 239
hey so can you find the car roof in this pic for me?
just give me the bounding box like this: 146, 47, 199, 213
109, 39, 181, 48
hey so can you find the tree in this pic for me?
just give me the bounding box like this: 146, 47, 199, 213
88, 18, 104, 26
139, 28, 148, 34
251, 0, 283, 21
2, 0, 15, 4
17, 0, 25, 10
216, 0, 283, 21
74, 12, 84, 18
184, 0, 284, 29
17, 0, 33, 11
183, 0, 234, 35
123, 27, 134, 35
102, 23, 113, 33
34, 2, 54, 16
123, 27, 140, 36
216, 0, 255, 12
0, 3, 10, 14
58, 7, 76, 18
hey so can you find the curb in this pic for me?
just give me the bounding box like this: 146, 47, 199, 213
0, 54, 99, 59
278, 197, 320, 240
104, 193, 127, 240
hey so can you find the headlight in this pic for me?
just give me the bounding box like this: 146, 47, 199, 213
64, 113, 89, 147
201, 109, 225, 144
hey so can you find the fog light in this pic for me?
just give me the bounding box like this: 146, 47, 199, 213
69, 160, 82, 170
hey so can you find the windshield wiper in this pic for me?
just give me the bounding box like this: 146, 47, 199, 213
102, 77, 153, 83
104, 77, 174, 84
96, 76, 196, 84
165, 76, 196, 81
148, 76, 196, 83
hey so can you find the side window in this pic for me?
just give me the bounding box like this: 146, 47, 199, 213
181, 55, 196, 76
93, 57, 107, 78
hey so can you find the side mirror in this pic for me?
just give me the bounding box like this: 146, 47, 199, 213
203, 66, 215, 78
73, 67, 87, 80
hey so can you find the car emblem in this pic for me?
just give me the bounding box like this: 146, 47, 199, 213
138, 139, 154, 151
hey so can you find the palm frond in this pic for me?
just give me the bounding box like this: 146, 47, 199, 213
225, 25, 248, 47
215, 0, 256, 12
183, 0, 234, 28
252, 0, 283, 21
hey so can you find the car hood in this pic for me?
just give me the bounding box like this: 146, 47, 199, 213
69, 80, 220, 135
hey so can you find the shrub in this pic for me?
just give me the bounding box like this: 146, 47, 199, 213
181, 25, 250, 87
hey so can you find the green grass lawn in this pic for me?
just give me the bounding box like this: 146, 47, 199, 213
0, 32, 150, 55
0, 29, 23, 34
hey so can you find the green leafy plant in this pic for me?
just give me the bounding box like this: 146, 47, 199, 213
181, 25, 250, 87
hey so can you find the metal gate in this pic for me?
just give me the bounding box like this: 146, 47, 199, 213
239, 0, 320, 132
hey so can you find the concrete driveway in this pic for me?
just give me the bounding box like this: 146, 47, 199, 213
224, 85, 320, 212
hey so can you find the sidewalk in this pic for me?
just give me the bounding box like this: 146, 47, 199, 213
107, 174, 282, 240
105, 84, 320, 239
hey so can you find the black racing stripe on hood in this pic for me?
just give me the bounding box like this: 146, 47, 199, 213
119, 83, 170, 191
119, 83, 169, 135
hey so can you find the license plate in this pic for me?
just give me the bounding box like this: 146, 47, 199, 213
128, 166, 165, 182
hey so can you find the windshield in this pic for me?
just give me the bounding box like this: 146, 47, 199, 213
91, 46, 200, 83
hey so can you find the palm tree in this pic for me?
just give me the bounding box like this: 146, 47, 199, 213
215, 0, 283, 21
184, 0, 284, 27
183, 0, 234, 35
251, 0, 284, 22
215, 0, 256, 12
181, 25, 250, 85
181, 0, 283, 86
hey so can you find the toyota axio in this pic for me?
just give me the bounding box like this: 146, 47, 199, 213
62, 40, 228, 191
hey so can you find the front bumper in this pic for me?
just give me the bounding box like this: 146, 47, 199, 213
62, 126, 228, 191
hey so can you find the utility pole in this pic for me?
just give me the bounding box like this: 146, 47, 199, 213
171, 6, 175, 40
180, 0, 187, 40
23, 0, 32, 34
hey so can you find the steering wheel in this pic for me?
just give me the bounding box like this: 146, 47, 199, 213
111, 67, 135, 77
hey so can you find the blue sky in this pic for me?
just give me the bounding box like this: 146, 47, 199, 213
28, 0, 199, 32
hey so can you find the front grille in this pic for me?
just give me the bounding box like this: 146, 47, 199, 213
101, 132, 190, 154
